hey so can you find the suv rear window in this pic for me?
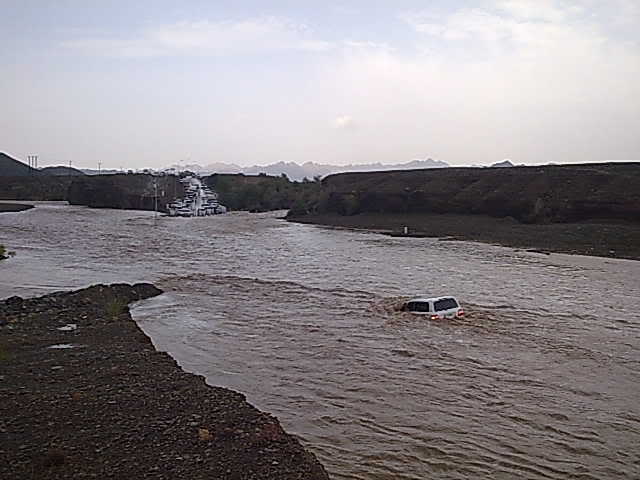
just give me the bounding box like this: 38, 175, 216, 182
433, 298, 458, 312
406, 302, 431, 312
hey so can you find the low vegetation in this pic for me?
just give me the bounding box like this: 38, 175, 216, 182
0, 245, 15, 260
205, 173, 322, 213
0, 342, 8, 362
105, 298, 128, 319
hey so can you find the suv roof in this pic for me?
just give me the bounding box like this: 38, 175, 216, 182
407, 296, 457, 303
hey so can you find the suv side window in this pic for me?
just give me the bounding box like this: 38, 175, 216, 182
407, 302, 431, 312
434, 298, 458, 312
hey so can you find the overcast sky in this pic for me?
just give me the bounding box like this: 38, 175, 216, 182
1, 0, 639, 168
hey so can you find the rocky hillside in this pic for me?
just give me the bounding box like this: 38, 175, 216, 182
68, 174, 182, 212
0, 152, 40, 176
0, 154, 82, 200
40, 166, 86, 176
0, 176, 73, 200
290, 163, 640, 224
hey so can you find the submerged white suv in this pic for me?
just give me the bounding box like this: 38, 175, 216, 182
402, 296, 464, 320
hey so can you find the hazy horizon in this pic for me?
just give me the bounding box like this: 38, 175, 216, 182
2, 0, 639, 169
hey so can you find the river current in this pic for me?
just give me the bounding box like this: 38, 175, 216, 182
1, 202, 639, 479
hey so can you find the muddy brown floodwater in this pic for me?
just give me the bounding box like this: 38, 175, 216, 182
1, 202, 639, 479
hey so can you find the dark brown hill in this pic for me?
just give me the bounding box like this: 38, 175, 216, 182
0, 176, 72, 200
40, 165, 86, 176
68, 174, 182, 212
303, 163, 640, 224
0, 152, 40, 176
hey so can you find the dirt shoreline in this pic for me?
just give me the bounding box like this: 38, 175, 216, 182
0, 202, 34, 213
287, 213, 640, 260
0, 283, 330, 480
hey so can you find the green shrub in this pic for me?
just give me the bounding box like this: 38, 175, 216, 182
105, 298, 128, 319
0, 245, 16, 260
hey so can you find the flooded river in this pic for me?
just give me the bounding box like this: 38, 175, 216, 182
1, 203, 639, 479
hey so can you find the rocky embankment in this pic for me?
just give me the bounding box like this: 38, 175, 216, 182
68, 174, 183, 212
287, 163, 640, 259
0, 284, 330, 480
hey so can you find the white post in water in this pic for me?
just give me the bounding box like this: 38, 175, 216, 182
403, 226, 409, 235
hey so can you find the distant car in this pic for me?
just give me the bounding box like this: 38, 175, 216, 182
176, 207, 193, 217
402, 296, 464, 320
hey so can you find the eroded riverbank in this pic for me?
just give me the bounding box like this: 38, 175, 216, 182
0, 283, 329, 480
287, 212, 640, 260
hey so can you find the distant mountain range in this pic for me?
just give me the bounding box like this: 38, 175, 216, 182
80, 168, 122, 175
1, 152, 449, 180
166, 158, 449, 180
0, 150, 535, 182
490, 160, 515, 168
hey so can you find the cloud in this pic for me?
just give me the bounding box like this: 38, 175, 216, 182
400, 1, 588, 45
317, 1, 640, 164
398, 1, 620, 62
343, 40, 395, 53
333, 115, 355, 129
330, 5, 361, 16
401, 8, 514, 43
16, 2, 639, 167
495, 0, 579, 22
400, 0, 640, 50
61, 17, 334, 57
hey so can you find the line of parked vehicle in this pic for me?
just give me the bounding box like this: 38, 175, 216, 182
167, 176, 227, 217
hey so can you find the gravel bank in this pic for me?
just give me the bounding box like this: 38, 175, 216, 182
0, 283, 330, 480
287, 212, 640, 260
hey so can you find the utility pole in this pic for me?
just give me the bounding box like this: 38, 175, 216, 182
153, 177, 158, 225
27, 155, 38, 173
98, 161, 102, 175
